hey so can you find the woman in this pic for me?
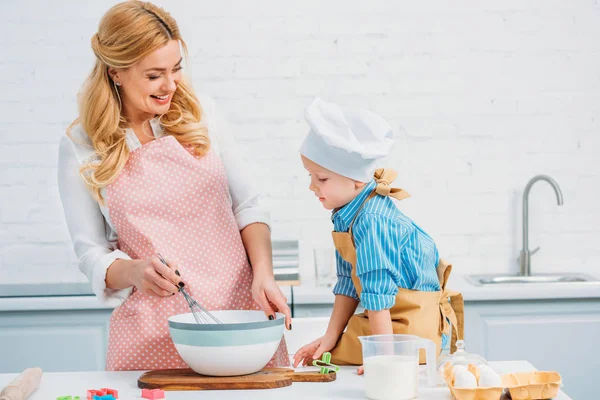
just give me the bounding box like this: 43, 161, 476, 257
57, 0, 290, 371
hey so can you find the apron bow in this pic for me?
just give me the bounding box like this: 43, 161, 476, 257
373, 168, 411, 200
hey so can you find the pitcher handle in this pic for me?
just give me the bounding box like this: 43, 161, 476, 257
417, 338, 438, 387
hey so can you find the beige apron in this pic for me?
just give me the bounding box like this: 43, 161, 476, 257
329, 169, 464, 365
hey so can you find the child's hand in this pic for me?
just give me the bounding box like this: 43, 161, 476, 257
292, 334, 338, 368
357, 365, 364, 375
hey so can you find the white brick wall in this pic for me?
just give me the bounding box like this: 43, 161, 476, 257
1, 0, 599, 284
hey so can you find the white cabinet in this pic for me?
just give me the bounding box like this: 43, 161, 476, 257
0, 309, 112, 373
463, 299, 600, 399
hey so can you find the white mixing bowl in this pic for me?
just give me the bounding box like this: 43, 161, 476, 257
168, 310, 284, 376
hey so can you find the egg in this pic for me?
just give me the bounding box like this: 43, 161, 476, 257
477, 364, 502, 387
453, 365, 469, 374
452, 366, 478, 388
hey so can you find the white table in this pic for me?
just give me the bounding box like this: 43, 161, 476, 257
0, 360, 571, 399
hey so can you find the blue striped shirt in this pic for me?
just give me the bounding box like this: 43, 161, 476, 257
332, 179, 441, 311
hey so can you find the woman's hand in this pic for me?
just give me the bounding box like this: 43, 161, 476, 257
252, 273, 292, 330
128, 256, 182, 297
292, 334, 339, 368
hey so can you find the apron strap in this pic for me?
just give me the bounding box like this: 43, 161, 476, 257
437, 258, 452, 292
348, 191, 377, 237
449, 291, 464, 353
437, 261, 465, 353
439, 289, 465, 353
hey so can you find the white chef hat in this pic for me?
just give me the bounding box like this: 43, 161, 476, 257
300, 97, 396, 182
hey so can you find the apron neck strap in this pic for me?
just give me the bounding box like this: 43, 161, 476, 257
348, 191, 378, 235
347, 168, 410, 235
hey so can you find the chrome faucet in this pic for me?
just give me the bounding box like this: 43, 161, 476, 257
520, 175, 564, 276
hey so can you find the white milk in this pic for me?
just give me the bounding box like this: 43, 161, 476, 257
364, 355, 419, 400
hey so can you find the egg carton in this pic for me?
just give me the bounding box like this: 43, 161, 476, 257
443, 362, 503, 400
501, 371, 562, 400
444, 363, 563, 400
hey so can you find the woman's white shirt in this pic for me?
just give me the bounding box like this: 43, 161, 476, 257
57, 95, 270, 307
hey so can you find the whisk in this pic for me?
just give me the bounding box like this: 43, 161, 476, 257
157, 253, 222, 324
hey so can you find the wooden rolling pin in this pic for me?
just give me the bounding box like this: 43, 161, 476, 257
0, 368, 43, 400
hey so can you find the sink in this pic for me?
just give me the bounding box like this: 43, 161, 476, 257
466, 273, 597, 286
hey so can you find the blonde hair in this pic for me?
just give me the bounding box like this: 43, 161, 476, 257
69, 0, 209, 203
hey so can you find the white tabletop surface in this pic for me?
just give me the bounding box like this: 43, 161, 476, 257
0, 360, 571, 400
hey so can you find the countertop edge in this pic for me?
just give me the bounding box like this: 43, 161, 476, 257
2, 275, 600, 311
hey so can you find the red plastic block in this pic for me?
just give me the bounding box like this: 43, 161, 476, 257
86, 390, 106, 400
141, 388, 165, 399
100, 388, 118, 399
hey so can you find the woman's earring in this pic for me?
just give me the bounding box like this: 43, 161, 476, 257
113, 80, 123, 111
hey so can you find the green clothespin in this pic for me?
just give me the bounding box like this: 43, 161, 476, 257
56, 397, 80, 400
312, 351, 339, 374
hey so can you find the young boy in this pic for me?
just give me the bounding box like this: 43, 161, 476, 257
293, 98, 463, 373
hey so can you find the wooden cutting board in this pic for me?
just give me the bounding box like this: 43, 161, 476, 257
137, 368, 337, 390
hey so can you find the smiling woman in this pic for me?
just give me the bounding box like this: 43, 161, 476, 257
57, 0, 290, 372
109, 42, 184, 127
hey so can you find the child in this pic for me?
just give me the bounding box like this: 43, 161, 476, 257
293, 98, 463, 373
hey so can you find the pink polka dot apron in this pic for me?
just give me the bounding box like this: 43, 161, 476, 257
105, 135, 289, 371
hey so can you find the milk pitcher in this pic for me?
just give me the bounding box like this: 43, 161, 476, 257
358, 334, 438, 400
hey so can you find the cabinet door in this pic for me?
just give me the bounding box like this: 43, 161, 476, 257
0, 309, 111, 373
464, 299, 600, 400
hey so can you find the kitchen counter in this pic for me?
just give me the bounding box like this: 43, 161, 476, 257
1, 273, 599, 311
283, 273, 600, 304
442, 273, 600, 302
0, 282, 93, 297
0, 361, 573, 400
0, 281, 594, 397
